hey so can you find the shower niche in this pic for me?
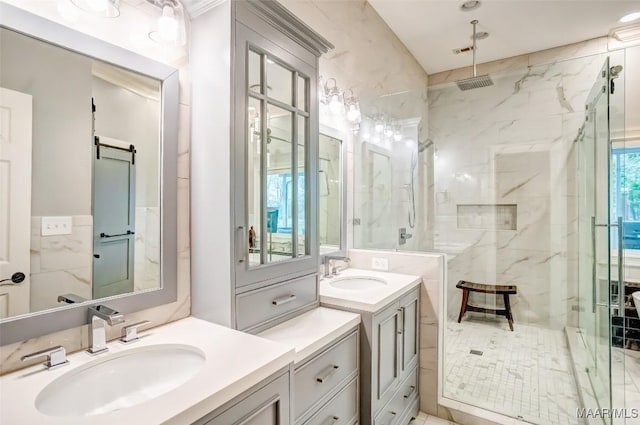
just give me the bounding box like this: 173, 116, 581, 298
456, 204, 517, 231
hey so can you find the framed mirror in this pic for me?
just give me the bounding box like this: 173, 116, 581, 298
0, 3, 178, 345
319, 124, 346, 256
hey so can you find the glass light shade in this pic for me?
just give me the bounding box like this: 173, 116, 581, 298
374, 120, 384, 133
384, 125, 393, 138
346, 104, 361, 122
394, 133, 402, 142
329, 95, 342, 114
158, 5, 179, 42
70, 0, 120, 17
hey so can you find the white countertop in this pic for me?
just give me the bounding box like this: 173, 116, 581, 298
258, 307, 361, 364
0, 317, 294, 425
319, 268, 421, 313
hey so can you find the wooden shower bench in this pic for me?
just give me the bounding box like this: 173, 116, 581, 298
456, 280, 518, 331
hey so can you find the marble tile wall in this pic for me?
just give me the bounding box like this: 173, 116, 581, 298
134, 207, 161, 292
429, 51, 613, 330
30, 216, 93, 312
278, 0, 433, 252
0, 3, 191, 375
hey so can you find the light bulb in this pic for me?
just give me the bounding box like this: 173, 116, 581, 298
374, 120, 384, 133
394, 133, 402, 142
158, 5, 179, 42
329, 95, 342, 114
346, 104, 361, 122
384, 127, 393, 138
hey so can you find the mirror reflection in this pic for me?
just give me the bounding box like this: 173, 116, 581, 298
0, 28, 161, 319
319, 133, 342, 254
246, 49, 308, 266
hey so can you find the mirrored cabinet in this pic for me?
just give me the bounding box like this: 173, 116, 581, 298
230, 0, 333, 331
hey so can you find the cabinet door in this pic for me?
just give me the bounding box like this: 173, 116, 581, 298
198, 372, 290, 425
399, 289, 419, 379
373, 303, 401, 410
233, 11, 319, 289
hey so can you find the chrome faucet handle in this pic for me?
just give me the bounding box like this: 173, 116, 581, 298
120, 320, 150, 344
21, 345, 69, 370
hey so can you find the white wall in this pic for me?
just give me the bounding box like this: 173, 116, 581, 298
189, 2, 232, 326
0, 28, 92, 216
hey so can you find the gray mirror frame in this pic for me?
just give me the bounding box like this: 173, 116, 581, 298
318, 124, 347, 258
0, 3, 178, 346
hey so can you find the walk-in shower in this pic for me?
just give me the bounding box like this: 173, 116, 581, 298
354, 45, 638, 424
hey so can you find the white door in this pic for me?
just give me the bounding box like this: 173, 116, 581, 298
0, 87, 32, 318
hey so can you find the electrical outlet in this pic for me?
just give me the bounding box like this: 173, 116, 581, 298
41, 216, 73, 236
372, 257, 389, 271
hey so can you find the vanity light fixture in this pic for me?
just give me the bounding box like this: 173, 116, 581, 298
393, 124, 403, 142
343, 89, 362, 123
319, 77, 362, 131
70, 0, 120, 18
620, 11, 640, 23
147, 0, 186, 46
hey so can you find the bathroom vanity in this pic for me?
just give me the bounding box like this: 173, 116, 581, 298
260, 307, 361, 425
0, 318, 295, 424
319, 269, 421, 425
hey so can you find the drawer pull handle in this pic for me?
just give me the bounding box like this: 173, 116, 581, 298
325, 416, 339, 425
381, 411, 397, 425
272, 294, 296, 306
316, 364, 339, 383
403, 385, 416, 399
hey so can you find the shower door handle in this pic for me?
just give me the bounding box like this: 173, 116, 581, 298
616, 217, 624, 313
591, 216, 596, 314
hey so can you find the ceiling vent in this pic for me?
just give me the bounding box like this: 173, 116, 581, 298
453, 46, 474, 54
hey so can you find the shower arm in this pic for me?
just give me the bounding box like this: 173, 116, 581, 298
472, 19, 478, 78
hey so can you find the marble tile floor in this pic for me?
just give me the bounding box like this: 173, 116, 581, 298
612, 347, 640, 425
444, 319, 582, 425
410, 411, 458, 425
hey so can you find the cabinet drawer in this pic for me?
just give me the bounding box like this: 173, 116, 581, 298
374, 366, 418, 425
295, 331, 358, 420
236, 275, 317, 331
196, 371, 290, 425
303, 378, 358, 425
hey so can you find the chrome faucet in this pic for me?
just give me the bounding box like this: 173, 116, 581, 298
322, 255, 350, 278
88, 305, 124, 354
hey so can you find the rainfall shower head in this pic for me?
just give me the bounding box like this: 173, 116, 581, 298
456, 20, 493, 91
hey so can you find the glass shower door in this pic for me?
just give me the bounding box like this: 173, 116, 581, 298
578, 57, 613, 420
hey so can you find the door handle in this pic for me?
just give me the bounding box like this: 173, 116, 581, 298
236, 226, 246, 263
616, 217, 624, 312
591, 216, 596, 314
100, 230, 134, 238
0, 272, 26, 286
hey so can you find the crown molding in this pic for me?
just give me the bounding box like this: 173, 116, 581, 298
183, 0, 227, 19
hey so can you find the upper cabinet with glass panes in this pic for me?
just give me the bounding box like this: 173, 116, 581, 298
232, 0, 332, 313
246, 51, 309, 267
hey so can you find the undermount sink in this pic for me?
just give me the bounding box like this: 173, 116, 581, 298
329, 276, 387, 290
35, 344, 205, 417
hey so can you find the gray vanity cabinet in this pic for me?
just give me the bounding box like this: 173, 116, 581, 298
321, 286, 420, 425
194, 369, 290, 425
229, 0, 333, 333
